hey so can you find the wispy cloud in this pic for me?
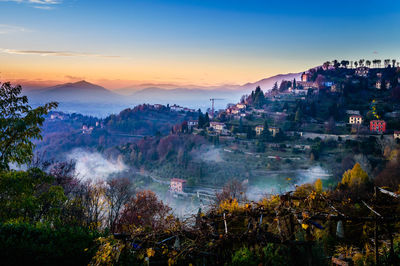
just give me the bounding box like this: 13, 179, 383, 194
0, 48, 121, 58
65, 75, 85, 81
0, 0, 62, 9
0, 24, 29, 34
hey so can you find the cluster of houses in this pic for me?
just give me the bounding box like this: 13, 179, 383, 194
170, 104, 196, 113
49, 112, 66, 120
347, 113, 398, 138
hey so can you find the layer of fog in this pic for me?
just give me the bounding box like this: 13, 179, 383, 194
67, 149, 127, 182
246, 166, 331, 201
66, 148, 331, 218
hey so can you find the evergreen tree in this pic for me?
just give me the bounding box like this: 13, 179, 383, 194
246, 126, 255, 139
253, 86, 265, 108
198, 112, 204, 128
204, 112, 210, 127
272, 82, 278, 91
295, 108, 303, 123
261, 120, 271, 141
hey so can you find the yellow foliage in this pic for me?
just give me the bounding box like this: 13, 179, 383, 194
89, 236, 125, 266
146, 248, 155, 258
341, 163, 369, 187
219, 198, 240, 213
314, 179, 323, 193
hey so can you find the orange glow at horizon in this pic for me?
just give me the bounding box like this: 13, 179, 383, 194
0, 53, 302, 89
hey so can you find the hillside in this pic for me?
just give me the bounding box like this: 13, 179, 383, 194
241, 72, 302, 90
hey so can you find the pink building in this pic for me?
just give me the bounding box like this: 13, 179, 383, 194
170, 178, 187, 193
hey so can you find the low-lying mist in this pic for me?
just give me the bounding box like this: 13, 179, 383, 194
67, 149, 127, 182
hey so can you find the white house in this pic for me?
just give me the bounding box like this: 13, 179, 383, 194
349, 115, 363, 124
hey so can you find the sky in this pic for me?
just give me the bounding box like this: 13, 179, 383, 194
0, 0, 399, 89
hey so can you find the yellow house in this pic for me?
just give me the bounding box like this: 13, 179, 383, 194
268, 127, 280, 137
255, 125, 264, 135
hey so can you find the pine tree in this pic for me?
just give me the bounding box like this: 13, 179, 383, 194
261, 120, 271, 141
272, 82, 278, 91
198, 112, 204, 128
295, 108, 303, 123
204, 113, 210, 127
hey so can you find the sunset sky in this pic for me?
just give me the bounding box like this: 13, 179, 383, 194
0, 0, 399, 89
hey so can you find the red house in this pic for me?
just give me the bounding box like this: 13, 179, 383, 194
170, 178, 187, 193
370, 120, 386, 133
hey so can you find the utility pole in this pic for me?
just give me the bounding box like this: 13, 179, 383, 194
209, 98, 223, 118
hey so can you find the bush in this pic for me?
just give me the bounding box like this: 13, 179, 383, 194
231, 247, 258, 266
0, 223, 101, 266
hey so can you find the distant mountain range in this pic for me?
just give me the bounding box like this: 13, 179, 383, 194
20, 71, 304, 115
26, 80, 122, 103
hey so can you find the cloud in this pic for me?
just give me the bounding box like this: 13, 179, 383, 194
0, 24, 29, 34
0, 48, 121, 58
65, 75, 85, 81
0, 0, 61, 9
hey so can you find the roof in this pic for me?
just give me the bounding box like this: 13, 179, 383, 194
255, 125, 264, 128
370, 120, 386, 123
210, 122, 225, 125
394, 131, 400, 134
350, 115, 362, 118
171, 178, 187, 183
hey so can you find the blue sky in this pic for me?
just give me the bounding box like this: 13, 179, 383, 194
0, 0, 399, 88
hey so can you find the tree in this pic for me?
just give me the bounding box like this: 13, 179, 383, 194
0, 168, 66, 223
198, 111, 205, 128
261, 120, 271, 141
246, 126, 255, 139
314, 179, 323, 193
106, 178, 135, 232
117, 190, 172, 232
204, 112, 210, 127
341, 163, 369, 187
0, 82, 57, 170
216, 179, 247, 204
366, 60, 371, 67
295, 108, 303, 123
384, 59, 391, 68
333, 60, 340, 69
340, 60, 349, 68
272, 82, 278, 92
